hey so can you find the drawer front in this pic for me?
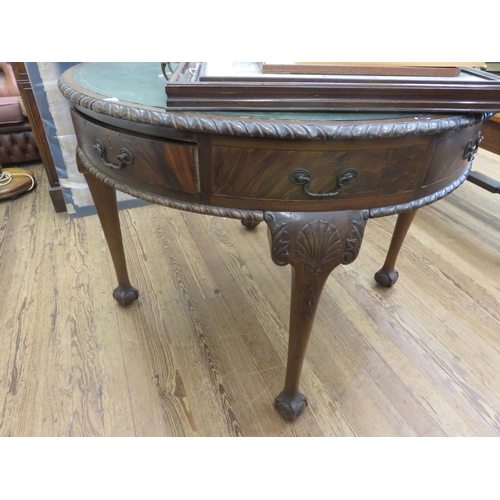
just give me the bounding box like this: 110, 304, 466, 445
71, 109, 199, 195
422, 126, 481, 188
211, 140, 427, 201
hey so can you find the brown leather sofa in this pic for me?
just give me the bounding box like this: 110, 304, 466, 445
0, 62, 40, 164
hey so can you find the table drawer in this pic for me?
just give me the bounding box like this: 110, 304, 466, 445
211, 140, 427, 201
71, 109, 199, 195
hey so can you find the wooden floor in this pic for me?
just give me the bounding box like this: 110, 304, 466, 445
1, 150, 499, 437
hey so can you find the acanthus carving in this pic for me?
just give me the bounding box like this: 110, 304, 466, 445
265, 213, 291, 266
342, 211, 369, 264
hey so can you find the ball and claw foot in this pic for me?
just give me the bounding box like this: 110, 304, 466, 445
241, 220, 261, 230
274, 391, 308, 421
113, 286, 140, 307
374, 269, 399, 288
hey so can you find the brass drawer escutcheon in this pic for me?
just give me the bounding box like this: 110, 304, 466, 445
289, 168, 359, 198
93, 139, 134, 170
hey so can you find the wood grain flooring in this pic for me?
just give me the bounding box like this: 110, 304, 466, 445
1, 149, 499, 436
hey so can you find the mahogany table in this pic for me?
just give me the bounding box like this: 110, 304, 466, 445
59, 63, 491, 421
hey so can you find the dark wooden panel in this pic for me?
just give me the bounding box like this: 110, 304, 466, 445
165, 65, 500, 112
422, 128, 476, 187
211, 140, 425, 201
71, 109, 199, 196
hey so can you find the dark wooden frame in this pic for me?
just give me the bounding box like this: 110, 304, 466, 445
164, 64, 500, 113
12, 62, 66, 212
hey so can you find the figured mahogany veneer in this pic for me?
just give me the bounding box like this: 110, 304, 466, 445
209, 129, 478, 211
71, 109, 200, 198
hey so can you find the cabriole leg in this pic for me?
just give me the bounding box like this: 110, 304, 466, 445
374, 209, 418, 288
77, 154, 139, 307
265, 210, 368, 421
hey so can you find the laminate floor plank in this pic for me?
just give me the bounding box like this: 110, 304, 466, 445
1, 171, 60, 436
113, 309, 189, 437
217, 219, 294, 327
133, 208, 248, 436
312, 298, 446, 437
117, 210, 231, 436
194, 295, 291, 436
328, 265, 486, 436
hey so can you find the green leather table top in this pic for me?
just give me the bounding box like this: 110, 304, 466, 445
71, 62, 420, 122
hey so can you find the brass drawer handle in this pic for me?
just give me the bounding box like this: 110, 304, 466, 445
289, 168, 359, 198
93, 139, 134, 170
463, 132, 483, 162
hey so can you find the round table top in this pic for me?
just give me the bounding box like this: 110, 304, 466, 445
60, 63, 488, 142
